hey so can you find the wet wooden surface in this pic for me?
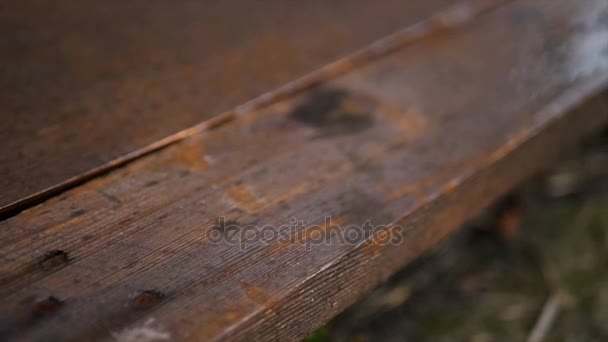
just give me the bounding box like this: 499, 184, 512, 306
2, 0, 608, 340
0, 0, 475, 215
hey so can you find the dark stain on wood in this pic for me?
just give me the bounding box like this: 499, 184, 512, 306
145, 180, 159, 188
69, 209, 86, 218
38, 250, 70, 271
290, 88, 374, 136
31, 296, 63, 317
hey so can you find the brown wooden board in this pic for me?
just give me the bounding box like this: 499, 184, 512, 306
1, 0, 608, 340
0, 0, 490, 215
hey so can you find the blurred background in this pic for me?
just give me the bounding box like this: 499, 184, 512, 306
307, 128, 608, 341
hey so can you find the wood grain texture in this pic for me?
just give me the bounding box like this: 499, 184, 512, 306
1, 0, 608, 340
0, 0, 478, 215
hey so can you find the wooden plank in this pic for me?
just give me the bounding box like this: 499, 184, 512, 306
0, 0, 485, 215
1, 0, 608, 340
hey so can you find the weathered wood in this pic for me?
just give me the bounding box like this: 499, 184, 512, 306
0, 0, 481, 215
1, 0, 608, 340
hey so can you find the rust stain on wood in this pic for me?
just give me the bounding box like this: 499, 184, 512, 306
168, 143, 209, 173
226, 184, 266, 213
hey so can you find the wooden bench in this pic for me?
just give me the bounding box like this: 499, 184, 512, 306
1, 0, 608, 340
